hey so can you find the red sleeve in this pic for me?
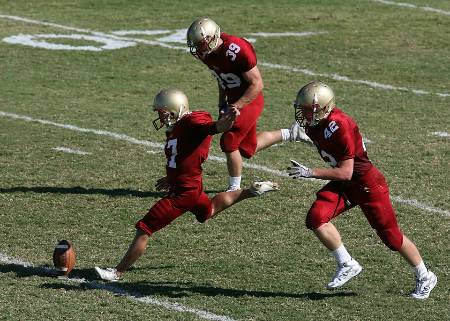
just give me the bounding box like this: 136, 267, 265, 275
188, 111, 218, 136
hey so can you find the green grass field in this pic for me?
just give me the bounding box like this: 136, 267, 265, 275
0, 1, 449, 320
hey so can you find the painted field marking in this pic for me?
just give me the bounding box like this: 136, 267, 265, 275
146, 150, 163, 154
391, 196, 450, 216
52, 146, 91, 155
0, 14, 187, 51
4, 33, 136, 51
259, 62, 449, 97
0, 14, 448, 98
0, 252, 237, 321
370, 0, 450, 16
247, 31, 328, 37
1, 110, 449, 217
431, 131, 449, 138
0, 111, 164, 149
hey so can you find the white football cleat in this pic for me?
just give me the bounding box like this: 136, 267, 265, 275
249, 181, 279, 196
289, 121, 313, 145
94, 267, 120, 282
326, 259, 362, 290
410, 270, 437, 300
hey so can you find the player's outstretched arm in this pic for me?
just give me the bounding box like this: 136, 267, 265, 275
287, 158, 354, 181
216, 106, 240, 133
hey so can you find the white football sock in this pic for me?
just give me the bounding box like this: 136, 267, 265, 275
228, 176, 241, 189
414, 260, 428, 279
332, 244, 352, 265
280, 128, 291, 142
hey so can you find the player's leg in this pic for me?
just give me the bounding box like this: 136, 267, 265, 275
94, 229, 149, 282
192, 181, 279, 223
255, 130, 283, 152
114, 229, 148, 276
225, 150, 243, 191
313, 222, 343, 251
212, 181, 279, 216
313, 225, 362, 290
255, 123, 313, 152
95, 197, 185, 281
399, 235, 422, 267
399, 236, 437, 299
306, 182, 361, 289
360, 183, 437, 299
220, 96, 264, 191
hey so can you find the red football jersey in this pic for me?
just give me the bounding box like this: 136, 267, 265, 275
201, 32, 257, 103
305, 108, 373, 180
164, 111, 218, 191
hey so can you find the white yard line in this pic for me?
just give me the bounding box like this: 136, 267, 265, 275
259, 62, 449, 97
53, 146, 91, 155
370, 0, 450, 16
431, 131, 449, 138
1, 110, 449, 217
247, 31, 328, 37
0, 13, 448, 98
391, 196, 450, 216
0, 111, 163, 149
0, 253, 237, 321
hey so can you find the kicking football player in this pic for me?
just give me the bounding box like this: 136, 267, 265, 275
186, 17, 309, 192
95, 88, 278, 281
287, 81, 437, 299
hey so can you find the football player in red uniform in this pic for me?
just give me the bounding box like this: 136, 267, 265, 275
187, 17, 309, 192
95, 88, 278, 281
287, 81, 437, 299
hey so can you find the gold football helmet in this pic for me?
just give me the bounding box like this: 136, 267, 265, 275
186, 17, 221, 59
152, 88, 189, 130
294, 81, 335, 127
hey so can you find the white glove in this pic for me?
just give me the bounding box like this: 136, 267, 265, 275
287, 160, 314, 178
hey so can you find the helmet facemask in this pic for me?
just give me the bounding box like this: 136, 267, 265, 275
152, 108, 178, 130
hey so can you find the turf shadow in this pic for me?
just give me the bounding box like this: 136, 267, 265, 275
0, 264, 173, 281
0, 186, 165, 198
0, 262, 56, 278
118, 281, 357, 300
0, 263, 356, 300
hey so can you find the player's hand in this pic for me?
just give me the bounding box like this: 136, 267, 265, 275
287, 160, 314, 178
228, 103, 242, 111
223, 106, 240, 122
155, 176, 169, 191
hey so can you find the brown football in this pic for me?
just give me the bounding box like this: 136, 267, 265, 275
52, 240, 76, 276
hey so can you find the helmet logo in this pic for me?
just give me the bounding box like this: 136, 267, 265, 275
312, 93, 318, 104
312, 93, 319, 111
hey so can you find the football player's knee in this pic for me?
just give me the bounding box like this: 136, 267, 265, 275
194, 213, 209, 223
305, 212, 324, 230
220, 132, 237, 153
377, 227, 403, 251
195, 206, 214, 223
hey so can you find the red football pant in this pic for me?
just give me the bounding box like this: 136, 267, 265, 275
306, 167, 403, 251
136, 187, 213, 235
220, 93, 264, 158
